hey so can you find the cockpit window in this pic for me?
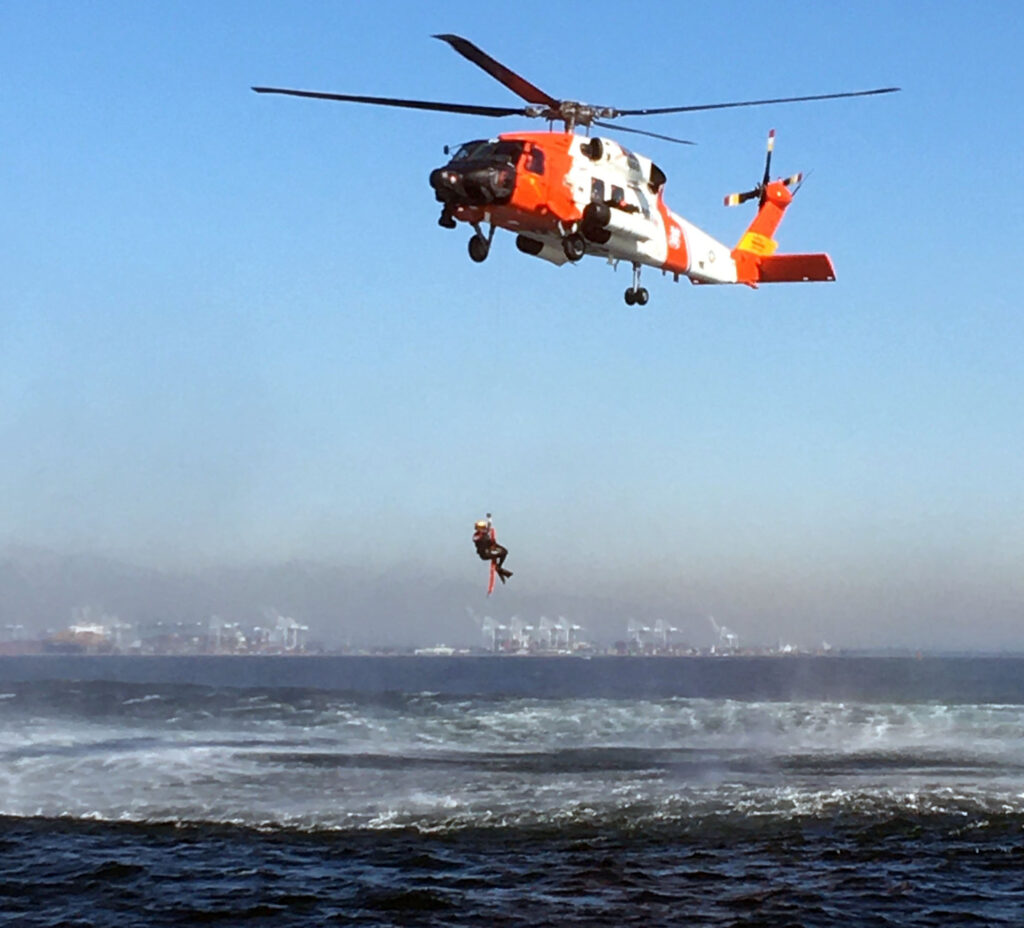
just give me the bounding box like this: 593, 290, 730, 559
450, 139, 525, 164
450, 140, 488, 161
524, 145, 545, 175
492, 140, 525, 161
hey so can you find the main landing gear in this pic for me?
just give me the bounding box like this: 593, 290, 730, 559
624, 262, 649, 306
561, 232, 586, 262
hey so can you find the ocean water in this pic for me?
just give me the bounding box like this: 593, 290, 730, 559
0, 656, 1022, 926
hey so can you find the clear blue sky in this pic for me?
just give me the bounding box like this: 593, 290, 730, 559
2, 1, 1023, 648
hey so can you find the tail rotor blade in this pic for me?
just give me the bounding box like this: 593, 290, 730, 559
724, 188, 760, 207
762, 129, 775, 189
788, 168, 810, 195
723, 131, 795, 207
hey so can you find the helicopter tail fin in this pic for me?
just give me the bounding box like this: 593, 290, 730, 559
731, 180, 835, 284
754, 252, 836, 283
732, 178, 796, 260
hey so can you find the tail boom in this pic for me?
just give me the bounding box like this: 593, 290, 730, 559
731, 179, 835, 285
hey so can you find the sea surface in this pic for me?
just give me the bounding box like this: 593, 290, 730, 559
0, 655, 1022, 926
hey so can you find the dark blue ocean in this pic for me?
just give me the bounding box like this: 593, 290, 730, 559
1, 655, 1022, 926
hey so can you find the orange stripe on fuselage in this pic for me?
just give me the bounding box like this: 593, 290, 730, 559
656, 192, 689, 274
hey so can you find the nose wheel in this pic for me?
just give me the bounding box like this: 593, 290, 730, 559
624, 263, 649, 305
468, 234, 489, 262
468, 221, 495, 263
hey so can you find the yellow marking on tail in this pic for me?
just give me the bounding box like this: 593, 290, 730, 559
737, 231, 778, 256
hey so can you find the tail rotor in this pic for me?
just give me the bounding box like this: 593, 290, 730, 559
724, 130, 803, 207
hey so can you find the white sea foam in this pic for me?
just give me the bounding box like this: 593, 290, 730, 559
1, 692, 1023, 830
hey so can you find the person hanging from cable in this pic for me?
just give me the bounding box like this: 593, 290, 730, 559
473, 514, 513, 584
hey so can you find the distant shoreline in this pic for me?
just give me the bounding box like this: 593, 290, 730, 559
1, 652, 1023, 702
3, 649, 1023, 659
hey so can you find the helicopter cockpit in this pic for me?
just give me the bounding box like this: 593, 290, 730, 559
429, 138, 529, 223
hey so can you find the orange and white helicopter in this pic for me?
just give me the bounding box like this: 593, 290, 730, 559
254, 35, 897, 305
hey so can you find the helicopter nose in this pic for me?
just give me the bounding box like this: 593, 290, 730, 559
430, 163, 515, 205
429, 167, 463, 197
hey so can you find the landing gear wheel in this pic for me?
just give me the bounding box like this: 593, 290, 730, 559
562, 233, 586, 262
625, 263, 647, 306
624, 287, 649, 306
468, 234, 490, 263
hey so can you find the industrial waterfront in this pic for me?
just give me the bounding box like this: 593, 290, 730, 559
1, 607, 836, 659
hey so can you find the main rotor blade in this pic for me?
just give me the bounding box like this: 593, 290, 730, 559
433, 33, 560, 108
591, 120, 696, 145
614, 86, 900, 117
251, 86, 529, 118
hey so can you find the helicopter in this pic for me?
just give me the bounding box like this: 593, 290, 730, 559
253, 34, 897, 305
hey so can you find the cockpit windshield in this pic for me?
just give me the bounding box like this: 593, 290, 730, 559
450, 139, 525, 165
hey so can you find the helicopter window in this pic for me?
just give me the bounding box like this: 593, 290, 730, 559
610, 185, 625, 205
451, 140, 490, 161
450, 140, 524, 164
591, 178, 606, 202
626, 152, 641, 174
493, 140, 525, 162
524, 145, 545, 174
649, 162, 667, 191
632, 186, 652, 218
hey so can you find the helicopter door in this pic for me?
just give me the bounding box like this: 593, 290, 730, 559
516, 143, 548, 215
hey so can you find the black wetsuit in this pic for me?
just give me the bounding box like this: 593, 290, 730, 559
473, 530, 508, 568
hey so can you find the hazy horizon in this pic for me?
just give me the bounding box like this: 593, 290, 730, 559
2, 542, 1021, 654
